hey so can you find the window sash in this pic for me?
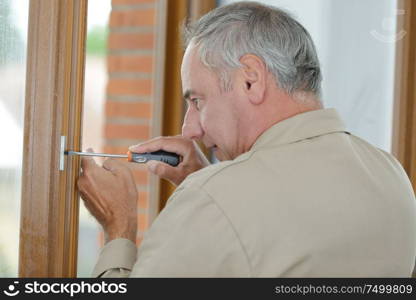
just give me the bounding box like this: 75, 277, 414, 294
19, 0, 87, 277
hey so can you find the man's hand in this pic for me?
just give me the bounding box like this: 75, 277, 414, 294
77, 156, 138, 244
129, 136, 210, 186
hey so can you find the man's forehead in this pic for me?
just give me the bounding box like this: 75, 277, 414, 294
181, 44, 199, 73
181, 44, 208, 92
181, 42, 222, 97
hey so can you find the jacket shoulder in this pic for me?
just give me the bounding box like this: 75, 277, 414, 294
179, 151, 254, 190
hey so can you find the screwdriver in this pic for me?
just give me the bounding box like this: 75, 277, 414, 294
65, 150, 180, 167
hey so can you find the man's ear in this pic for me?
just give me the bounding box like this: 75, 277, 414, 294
239, 54, 266, 105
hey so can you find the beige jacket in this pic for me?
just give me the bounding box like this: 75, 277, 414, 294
93, 108, 416, 277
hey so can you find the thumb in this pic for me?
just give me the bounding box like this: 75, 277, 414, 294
81, 156, 97, 171
80, 148, 97, 170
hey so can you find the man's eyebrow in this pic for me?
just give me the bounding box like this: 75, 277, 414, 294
183, 89, 195, 101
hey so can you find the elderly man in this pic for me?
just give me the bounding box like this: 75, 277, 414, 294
77, 2, 416, 277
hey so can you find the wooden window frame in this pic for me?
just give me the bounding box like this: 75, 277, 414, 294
148, 0, 168, 224
157, 0, 216, 210
391, 0, 416, 278
19, 0, 87, 277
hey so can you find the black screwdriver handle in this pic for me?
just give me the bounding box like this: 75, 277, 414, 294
128, 150, 180, 167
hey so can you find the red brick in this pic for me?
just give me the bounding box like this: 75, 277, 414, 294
103, 1, 160, 245
105, 123, 150, 140
103, 145, 131, 155
132, 169, 149, 185
110, 9, 155, 27
106, 101, 152, 119
108, 33, 154, 50
107, 79, 152, 95
138, 213, 148, 231
108, 55, 153, 73
113, 0, 154, 4
138, 191, 149, 209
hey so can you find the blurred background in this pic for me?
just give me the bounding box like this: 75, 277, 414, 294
0, 0, 28, 276
1, 0, 413, 277
77, 0, 111, 278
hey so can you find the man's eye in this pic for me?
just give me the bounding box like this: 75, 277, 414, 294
191, 98, 201, 110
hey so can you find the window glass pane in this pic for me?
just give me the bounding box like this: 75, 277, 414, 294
220, 0, 397, 152
77, 0, 111, 277
0, 0, 29, 276
78, 0, 159, 276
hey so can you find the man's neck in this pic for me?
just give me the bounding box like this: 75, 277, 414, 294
246, 90, 322, 152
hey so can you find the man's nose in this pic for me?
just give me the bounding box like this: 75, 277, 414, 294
182, 107, 203, 140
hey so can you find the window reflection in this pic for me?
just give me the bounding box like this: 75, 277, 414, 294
78, 0, 158, 276
77, 0, 112, 277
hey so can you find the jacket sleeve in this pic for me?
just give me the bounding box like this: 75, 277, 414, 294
92, 238, 137, 277
92, 184, 251, 277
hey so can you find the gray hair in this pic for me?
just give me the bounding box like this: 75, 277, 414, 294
183, 1, 322, 96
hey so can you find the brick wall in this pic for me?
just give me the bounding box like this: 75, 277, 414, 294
104, 0, 158, 246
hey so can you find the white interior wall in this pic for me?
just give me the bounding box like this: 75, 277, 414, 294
220, 0, 398, 152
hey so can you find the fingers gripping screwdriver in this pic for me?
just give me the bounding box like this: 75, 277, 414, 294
65, 150, 180, 167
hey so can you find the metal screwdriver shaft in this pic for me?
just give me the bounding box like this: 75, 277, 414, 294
65, 151, 127, 158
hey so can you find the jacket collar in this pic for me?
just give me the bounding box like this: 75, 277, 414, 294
251, 108, 349, 151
